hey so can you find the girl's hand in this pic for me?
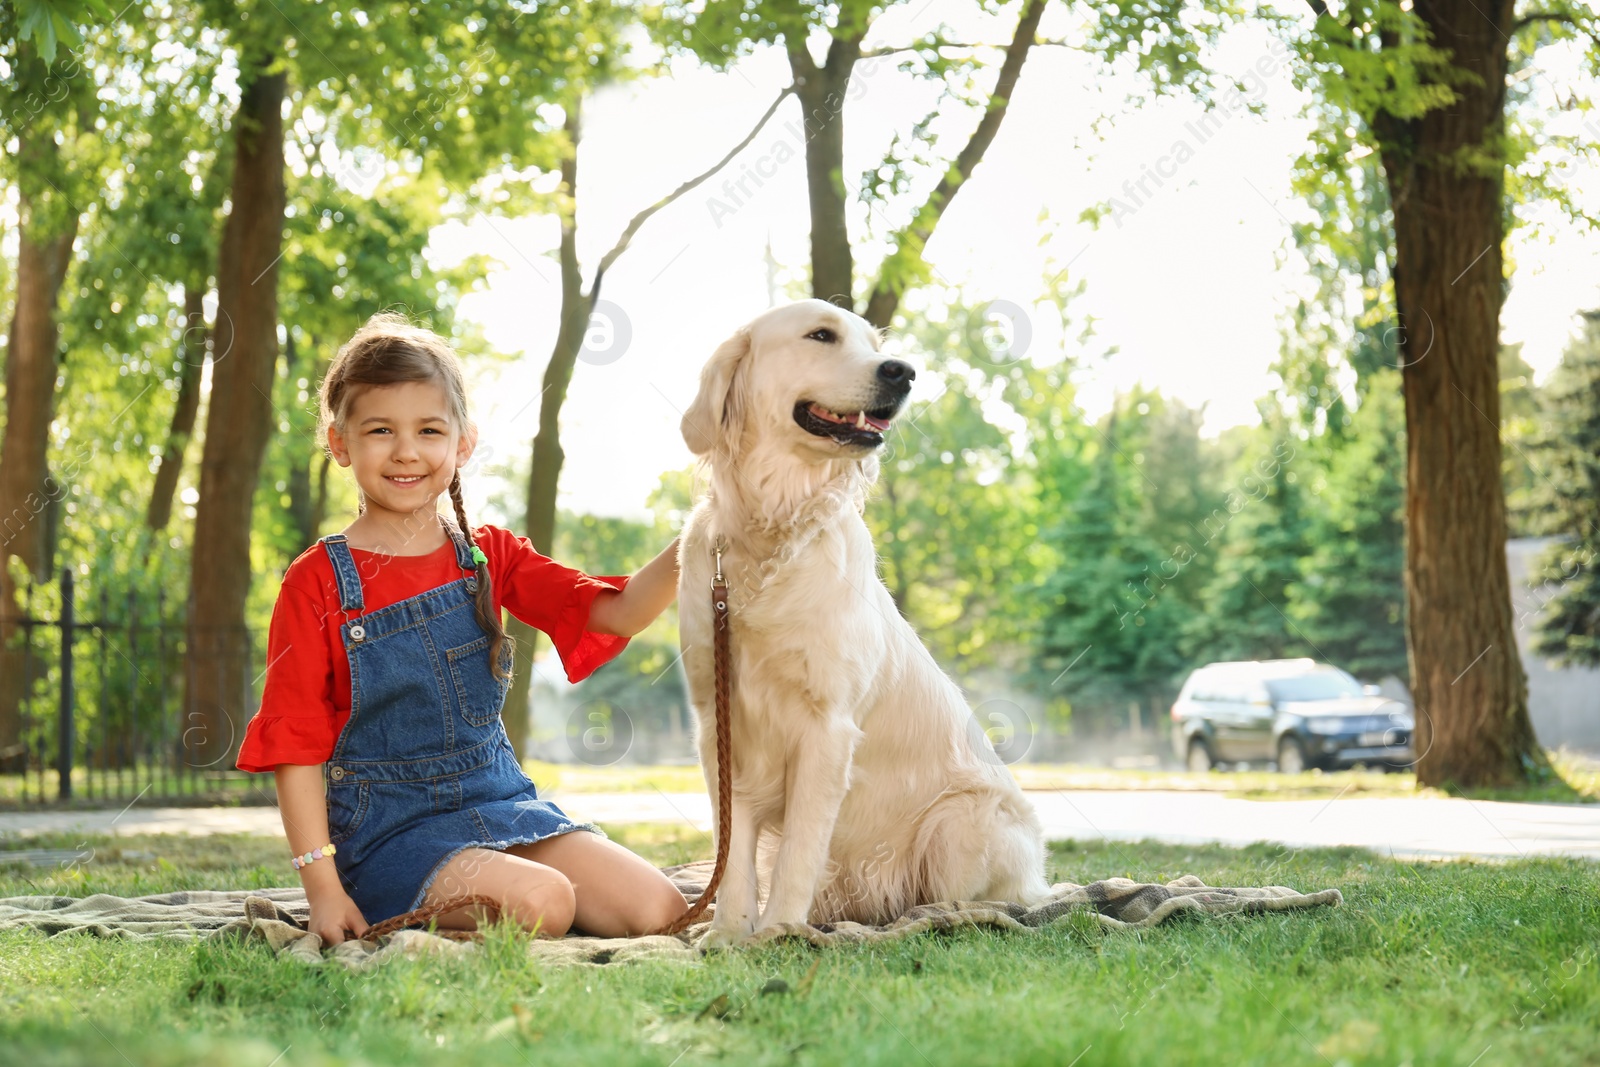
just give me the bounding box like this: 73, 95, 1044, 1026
307, 889, 370, 946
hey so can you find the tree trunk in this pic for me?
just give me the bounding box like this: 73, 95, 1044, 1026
1382, 0, 1537, 787
146, 286, 208, 532
311, 449, 331, 542
0, 131, 79, 772
503, 98, 589, 764
790, 35, 860, 309
183, 61, 287, 772
282, 329, 321, 554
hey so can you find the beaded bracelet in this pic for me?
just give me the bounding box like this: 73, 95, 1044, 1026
291, 842, 337, 870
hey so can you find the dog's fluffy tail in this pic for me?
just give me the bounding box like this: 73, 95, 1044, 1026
911, 782, 1053, 908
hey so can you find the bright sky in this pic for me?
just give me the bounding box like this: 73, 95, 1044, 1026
423, 2, 1600, 523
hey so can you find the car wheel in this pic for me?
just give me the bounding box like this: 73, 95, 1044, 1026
1277, 736, 1308, 775
1186, 738, 1215, 773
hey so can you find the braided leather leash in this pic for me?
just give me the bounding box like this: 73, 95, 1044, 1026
357, 537, 734, 944
646, 535, 733, 935
363, 894, 500, 941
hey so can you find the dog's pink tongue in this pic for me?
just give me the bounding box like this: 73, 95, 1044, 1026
864, 414, 891, 431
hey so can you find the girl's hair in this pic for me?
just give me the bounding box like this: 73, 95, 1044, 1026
317, 311, 513, 681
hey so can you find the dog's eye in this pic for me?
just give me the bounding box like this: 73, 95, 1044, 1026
806, 328, 837, 344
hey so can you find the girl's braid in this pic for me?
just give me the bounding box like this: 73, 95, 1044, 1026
449, 471, 514, 682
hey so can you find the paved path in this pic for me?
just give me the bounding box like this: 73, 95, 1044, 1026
3, 790, 1596, 862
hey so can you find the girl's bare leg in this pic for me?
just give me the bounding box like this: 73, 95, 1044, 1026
415, 846, 576, 937
507, 831, 688, 937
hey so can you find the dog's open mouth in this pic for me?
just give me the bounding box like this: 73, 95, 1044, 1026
794, 400, 897, 446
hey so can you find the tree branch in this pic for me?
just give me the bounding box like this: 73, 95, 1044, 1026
861, 37, 1071, 59
860, 0, 1049, 328
589, 85, 796, 290
1511, 11, 1584, 35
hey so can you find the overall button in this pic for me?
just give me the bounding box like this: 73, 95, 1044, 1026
329, 766, 345, 780
349, 624, 366, 641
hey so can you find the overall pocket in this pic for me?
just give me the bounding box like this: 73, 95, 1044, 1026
326, 781, 370, 846
446, 635, 514, 727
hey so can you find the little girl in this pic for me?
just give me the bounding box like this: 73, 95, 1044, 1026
236, 312, 688, 946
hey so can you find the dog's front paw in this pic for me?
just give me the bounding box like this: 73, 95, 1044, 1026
696, 917, 755, 952
751, 918, 814, 942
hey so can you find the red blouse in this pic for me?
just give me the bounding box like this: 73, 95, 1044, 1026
235, 523, 631, 773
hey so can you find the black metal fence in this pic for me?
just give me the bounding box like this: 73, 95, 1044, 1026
1, 567, 276, 808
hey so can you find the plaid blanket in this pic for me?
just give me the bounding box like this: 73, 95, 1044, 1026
0, 860, 1341, 969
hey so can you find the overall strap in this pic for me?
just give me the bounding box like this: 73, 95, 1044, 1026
438, 515, 480, 581
319, 533, 364, 614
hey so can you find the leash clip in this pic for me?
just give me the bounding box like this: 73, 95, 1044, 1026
712, 533, 727, 586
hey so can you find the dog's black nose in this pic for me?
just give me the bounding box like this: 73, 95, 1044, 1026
877, 360, 915, 386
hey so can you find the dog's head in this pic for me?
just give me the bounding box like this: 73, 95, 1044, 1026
681, 299, 916, 463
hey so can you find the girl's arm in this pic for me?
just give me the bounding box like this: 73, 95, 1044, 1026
274, 762, 370, 944
587, 536, 681, 638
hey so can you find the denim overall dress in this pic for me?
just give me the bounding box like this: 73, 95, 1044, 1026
320, 517, 605, 925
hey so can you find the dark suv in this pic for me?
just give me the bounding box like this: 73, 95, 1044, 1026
1170, 659, 1414, 773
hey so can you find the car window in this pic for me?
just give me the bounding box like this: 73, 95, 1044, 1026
1265, 670, 1363, 702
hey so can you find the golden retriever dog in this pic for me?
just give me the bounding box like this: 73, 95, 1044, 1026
676, 298, 1052, 949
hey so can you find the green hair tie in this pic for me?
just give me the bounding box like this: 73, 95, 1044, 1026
471, 545, 488, 567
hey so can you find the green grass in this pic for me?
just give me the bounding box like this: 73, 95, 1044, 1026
1, 827, 1596, 1066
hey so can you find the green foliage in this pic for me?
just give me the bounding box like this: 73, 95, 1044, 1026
3, 0, 110, 65
1531, 311, 1600, 668
1285, 0, 1600, 275
868, 300, 1044, 669
1288, 370, 1408, 681
546, 479, 688, 753
1500, 342, 1544, 538
1078, 0, 1246, 103
1038, 391, 1221, 722
0, 5, 122, 240
1181, 428, 1309, 664
555, 509, 675, 578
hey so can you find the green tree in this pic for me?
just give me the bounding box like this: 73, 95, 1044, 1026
1285, 0, 1600, 786
1499, 342, 1543, 539
1039, 392, 1217, 729
179, 0, 603, 767
866, 300, 1040, 670
506, 13, 806, 760
0, 5, 139, 768
548, 482, 691, 765
1530, 310, 1600, 668
1290, 369, 1408, 681
1184, 429, 1310, 664
651, 0, 1202, 326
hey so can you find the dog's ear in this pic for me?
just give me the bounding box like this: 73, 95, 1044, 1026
681, 325, 751, 457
